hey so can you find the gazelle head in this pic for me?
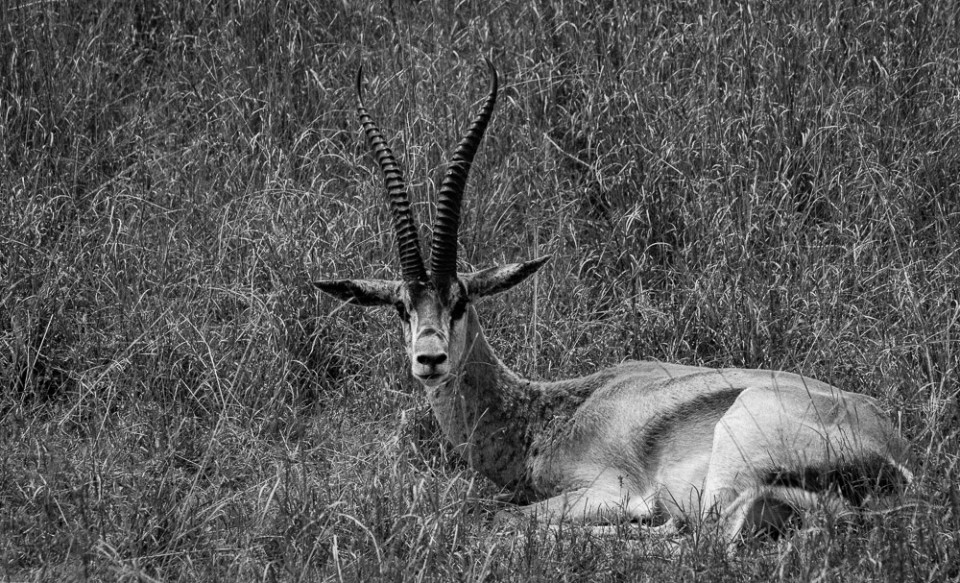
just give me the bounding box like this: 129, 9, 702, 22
315, 61, 550, 388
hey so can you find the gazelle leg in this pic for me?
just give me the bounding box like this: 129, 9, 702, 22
719, 485, 854, 544
580, 517, 680, 538
496, 483, 657, 527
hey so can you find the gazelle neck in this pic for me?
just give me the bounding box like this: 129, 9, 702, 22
423, 304, 542, 491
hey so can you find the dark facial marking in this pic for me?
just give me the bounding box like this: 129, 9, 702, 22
449, 282, 469, 322
395, 301, 410, 322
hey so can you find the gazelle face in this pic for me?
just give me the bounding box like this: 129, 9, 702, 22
315, 259, 549, 388
397, 280, 466, 387
314, 60, 547, 387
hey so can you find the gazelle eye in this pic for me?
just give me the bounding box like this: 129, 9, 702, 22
394, 302, 410, 322
450, 293, 468, 322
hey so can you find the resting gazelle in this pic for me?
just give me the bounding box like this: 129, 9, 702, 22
315, 60, 913, 545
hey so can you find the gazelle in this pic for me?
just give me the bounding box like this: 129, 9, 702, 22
316, 61, 913, 544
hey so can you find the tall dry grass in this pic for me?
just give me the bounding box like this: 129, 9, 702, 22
2, 0, 958, 581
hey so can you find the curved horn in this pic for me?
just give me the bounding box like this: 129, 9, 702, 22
356, 66, 428, 284
430, 59, 499, 284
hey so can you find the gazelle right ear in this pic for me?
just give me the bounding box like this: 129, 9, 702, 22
462, 255, 551, 298
314, 279, 398, 306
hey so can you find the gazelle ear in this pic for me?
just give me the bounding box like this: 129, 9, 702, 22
461, 256, 551, 298
314, 279, 398, 306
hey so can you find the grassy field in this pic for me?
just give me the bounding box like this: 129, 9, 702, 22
2, 0, 959, 580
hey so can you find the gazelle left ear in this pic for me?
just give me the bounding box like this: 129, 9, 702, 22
461, 255, 551, 298
314, 278, 398, 306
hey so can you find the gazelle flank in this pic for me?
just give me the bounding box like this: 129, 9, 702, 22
315, 60, 913, 545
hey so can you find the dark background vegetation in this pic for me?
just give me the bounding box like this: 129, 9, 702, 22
1, 0, 958, 580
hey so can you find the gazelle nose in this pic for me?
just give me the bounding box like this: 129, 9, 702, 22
416, 353, 448, 367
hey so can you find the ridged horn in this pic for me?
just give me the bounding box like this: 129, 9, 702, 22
356, 65, 428, 284
430, 59, 499, 284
